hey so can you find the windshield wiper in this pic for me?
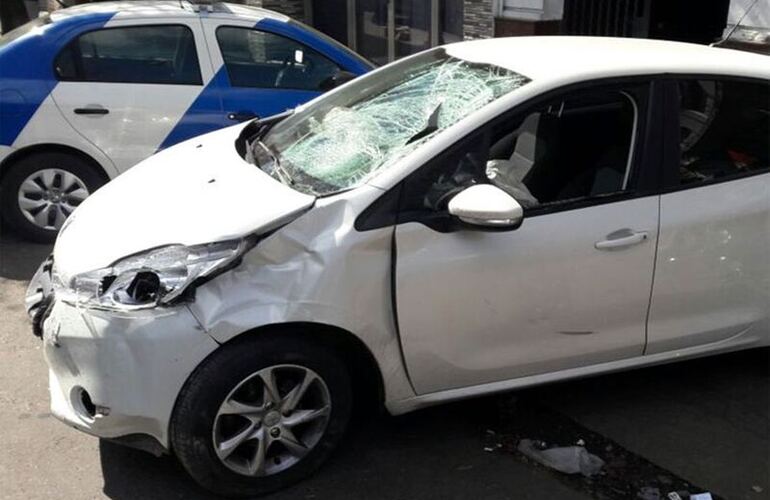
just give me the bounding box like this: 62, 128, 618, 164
406, 102, 442, 145
250, 140, 295, 186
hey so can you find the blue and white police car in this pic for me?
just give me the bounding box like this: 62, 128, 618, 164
0, 1, 372, 241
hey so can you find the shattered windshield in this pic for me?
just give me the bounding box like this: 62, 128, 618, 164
257, 48, 530, 195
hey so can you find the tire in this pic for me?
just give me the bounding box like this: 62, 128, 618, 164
0, 152, 106, 243
171, 333, 353, 497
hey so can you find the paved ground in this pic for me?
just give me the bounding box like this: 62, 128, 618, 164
0, 229, 768, 500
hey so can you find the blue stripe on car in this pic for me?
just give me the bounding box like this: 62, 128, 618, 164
157, 66, 230, 151
0, 12, 116, 147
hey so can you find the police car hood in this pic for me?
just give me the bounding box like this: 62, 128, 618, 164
53, 124, 315, 282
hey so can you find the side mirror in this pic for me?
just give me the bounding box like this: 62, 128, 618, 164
448, 184, 523, 229
319, 70, 358, 91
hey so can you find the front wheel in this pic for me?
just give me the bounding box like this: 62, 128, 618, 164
171, 335, 352, 497
0, 152, 105, 242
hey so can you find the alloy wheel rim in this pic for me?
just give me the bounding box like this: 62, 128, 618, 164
212, 364, 332, 477
17, 168, 89, 230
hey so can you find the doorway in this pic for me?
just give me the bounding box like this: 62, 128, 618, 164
312, 0, 464, 65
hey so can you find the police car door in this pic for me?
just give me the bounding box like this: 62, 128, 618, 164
50, 17, 221, 172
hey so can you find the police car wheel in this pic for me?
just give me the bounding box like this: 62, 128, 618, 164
1, 152, 106, 243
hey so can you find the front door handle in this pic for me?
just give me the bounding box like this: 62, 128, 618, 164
227, 110, 258, 122
595, 229, 649, 250
74, 106, 109, 115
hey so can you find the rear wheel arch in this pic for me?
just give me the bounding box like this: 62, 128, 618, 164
0, 143, 110, 184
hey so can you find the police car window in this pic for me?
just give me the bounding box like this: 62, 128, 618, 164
216, 27, 342, 91
54, 25, 202, 85
677, 79, 769, 185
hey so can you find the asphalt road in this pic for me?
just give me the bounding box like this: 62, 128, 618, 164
0, 229, 768, 500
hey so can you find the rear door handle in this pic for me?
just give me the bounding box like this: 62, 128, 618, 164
227, 110, 258, 122
595, 229, 649, 250
74, 106, 109, 115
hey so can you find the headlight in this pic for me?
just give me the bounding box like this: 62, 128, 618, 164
62, 239, 250, 311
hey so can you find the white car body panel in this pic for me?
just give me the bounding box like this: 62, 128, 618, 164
444, 37, 769, 83
186, 186, 417, 405
391, 328, 765, 414
395, 196, 659, 394
30, 37, 770, 449
647, 173, 770, 353
53, 125, 314, 283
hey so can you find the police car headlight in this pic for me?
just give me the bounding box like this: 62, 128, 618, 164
63, 239, 248, 311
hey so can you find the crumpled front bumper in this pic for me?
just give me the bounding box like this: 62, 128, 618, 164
28, 260, 220, 451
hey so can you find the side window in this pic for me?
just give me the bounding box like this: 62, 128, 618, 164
677, 79, 770, 185
216, 27, 342, 91
400, 87, 641, 222
54, 25, 202, 85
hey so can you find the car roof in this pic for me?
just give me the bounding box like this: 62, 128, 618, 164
445, 36, 770, 85
49, 1, 289, 23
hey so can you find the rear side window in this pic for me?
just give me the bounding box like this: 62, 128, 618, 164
54, 25, 202, 85
216, 26, 342, 91
677, 79, 769, 185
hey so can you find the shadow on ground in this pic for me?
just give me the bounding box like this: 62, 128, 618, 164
0, 229, 52, 281
99, 349, 770, 500
99, 395, 589, 500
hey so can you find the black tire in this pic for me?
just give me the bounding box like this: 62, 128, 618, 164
0, 152, 106, 243
171, 333, 353, 497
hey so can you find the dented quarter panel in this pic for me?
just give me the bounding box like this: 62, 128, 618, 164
187, 184, 417, 404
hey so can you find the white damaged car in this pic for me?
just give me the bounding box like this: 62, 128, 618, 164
26, 37, 769, 497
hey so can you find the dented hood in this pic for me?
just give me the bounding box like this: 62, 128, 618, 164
54, 125, 315, 282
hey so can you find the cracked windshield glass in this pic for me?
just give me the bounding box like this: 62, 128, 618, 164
254, 47, 530, 195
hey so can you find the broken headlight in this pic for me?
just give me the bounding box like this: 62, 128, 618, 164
63, 239, 248, 311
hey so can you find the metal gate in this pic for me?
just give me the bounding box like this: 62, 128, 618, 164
562, 0, 651, 37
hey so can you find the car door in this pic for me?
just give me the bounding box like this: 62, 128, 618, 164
201, 17, 347, 125
646, 77, 770, 354
50, 18, 221, 172
392, 83, 661, 394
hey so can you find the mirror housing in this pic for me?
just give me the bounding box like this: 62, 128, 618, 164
319, 70, 358, 91
448, 184, 523, 229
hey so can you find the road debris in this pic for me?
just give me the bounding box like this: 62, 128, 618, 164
637, 486, 660, 499
486, 396, 725, 500
517, 439, 605, 477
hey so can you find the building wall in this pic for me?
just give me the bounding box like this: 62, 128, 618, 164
244, 0, 307, 22
494, 0, 564, 36
464, 0, 494, 39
